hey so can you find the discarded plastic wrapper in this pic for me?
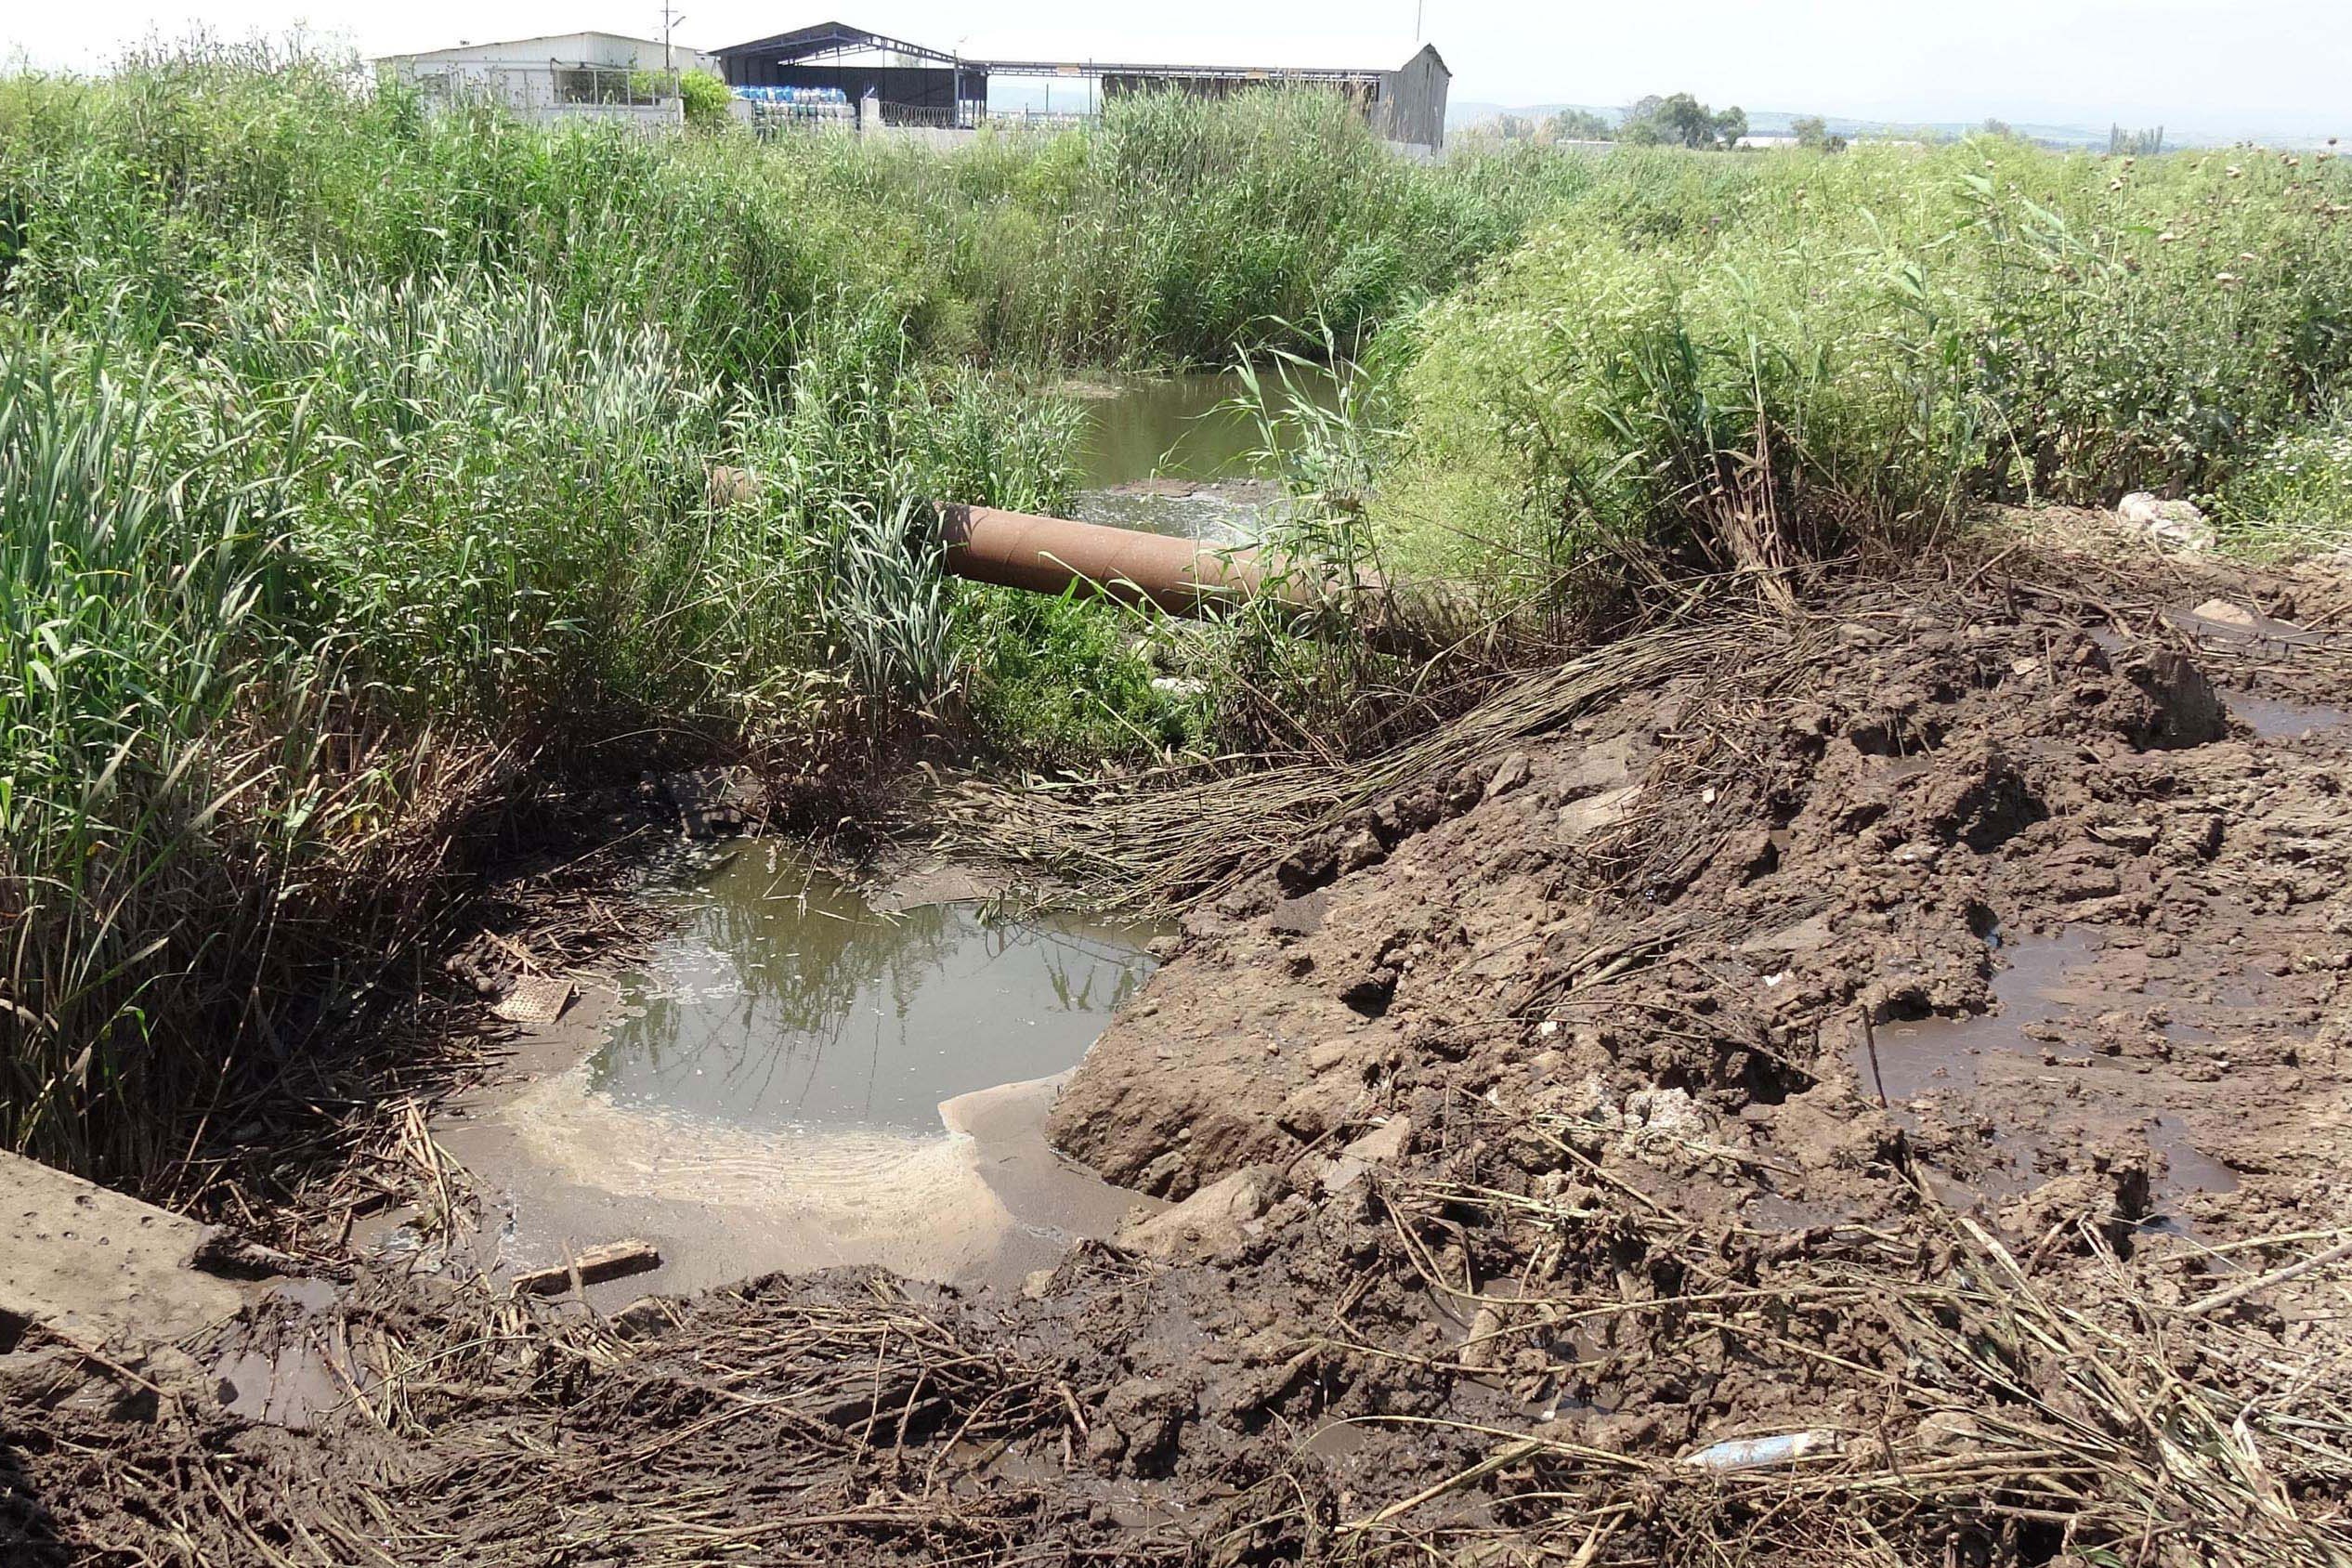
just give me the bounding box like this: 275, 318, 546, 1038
1679, 1430, 1840, 1470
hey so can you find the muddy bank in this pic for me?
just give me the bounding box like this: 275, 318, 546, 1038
8, 546, 2352, 1566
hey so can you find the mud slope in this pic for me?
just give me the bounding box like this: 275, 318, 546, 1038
8, 559, 2352, 1566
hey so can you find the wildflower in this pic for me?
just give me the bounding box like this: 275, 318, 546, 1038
2226, 165, 2243, 178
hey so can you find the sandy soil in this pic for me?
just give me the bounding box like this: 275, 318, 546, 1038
7, 542, 2352, 1565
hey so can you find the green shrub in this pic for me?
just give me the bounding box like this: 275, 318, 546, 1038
679, 70, 730, 128
2215, 406, 2352, 555
1371, 141, 2352, 595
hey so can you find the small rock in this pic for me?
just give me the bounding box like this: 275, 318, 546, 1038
1320, 1117, 1412, 1195
1339, 1116, 1411, 1166
1118, 1167, 1277, 1263
1558, 784, 1643, 843
1484, 751, 1533, 801
1276, 1073, 1364, 1142
2118, 492, 2215, 554
1336, 827, 1386, 874
2189, 597, 2258, 629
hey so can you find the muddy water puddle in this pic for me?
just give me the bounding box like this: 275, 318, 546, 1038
431, 843, 1170, 1298
1856, 926, 2241, 1218
1862, 928, 2100, 1105
1065, 369, 1338, 544
2226, 692, 2352, 740
591, 843, 1158, 1130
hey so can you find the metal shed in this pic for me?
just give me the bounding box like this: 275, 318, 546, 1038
1375, 45, 1449, 150
712, 20, 986, 124
972, 44, 1451, 150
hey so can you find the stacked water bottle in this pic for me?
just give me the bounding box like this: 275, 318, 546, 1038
733, 85, 853, 111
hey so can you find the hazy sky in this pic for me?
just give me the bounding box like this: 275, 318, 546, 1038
7, 0, 2347, 135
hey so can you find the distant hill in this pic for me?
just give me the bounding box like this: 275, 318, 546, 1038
1444, 100, 2123, 148
978, 85, 2332, 150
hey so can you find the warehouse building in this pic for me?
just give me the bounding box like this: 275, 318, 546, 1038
712, 21, 985, 125
377, 33, 717, 126
710, 21, 1449, 149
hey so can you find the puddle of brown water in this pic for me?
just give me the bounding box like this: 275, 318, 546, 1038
425, 843, 1170, 1298
2226, 692, 2352, 740
590, 843, 1161, 1133
1853, 926, 2238, 1209
1860, 927, 2101, 1104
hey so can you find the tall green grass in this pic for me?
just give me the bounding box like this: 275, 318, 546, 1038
0, 267, 1079, 1183
0, 45, 1541, 381
1369, 140, 2352, 595
10, 38, 1535, 1183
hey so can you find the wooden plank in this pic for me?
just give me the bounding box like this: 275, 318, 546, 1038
511, 1239, 662, 1297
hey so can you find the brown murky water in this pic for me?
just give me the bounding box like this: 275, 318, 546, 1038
2226, 692, 2352, 740
1065, 369, 1338, 543
590, 843, 1160, 1132
1854, 925, 2240, 1216
427, 844, 1171, 1298
1861, 927, 2103, 1105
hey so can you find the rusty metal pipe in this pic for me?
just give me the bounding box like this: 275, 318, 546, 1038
934, 503, 1370, 616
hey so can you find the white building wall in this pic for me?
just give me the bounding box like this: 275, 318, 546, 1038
378, 33, 712, 127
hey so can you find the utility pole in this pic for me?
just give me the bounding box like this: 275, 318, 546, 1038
1416, 0, 1424, 45
660, 0, 685, 74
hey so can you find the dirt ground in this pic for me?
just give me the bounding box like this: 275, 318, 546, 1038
7, 531, 2352, 1566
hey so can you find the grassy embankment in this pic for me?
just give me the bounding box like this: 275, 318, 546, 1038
3, 44, 2347, 1195
1363, 139, 2352, 602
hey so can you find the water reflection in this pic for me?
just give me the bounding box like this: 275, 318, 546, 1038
1067, 369, 1339, 542
587, 843, 1164, 1133
1075, 371, 1326, 488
